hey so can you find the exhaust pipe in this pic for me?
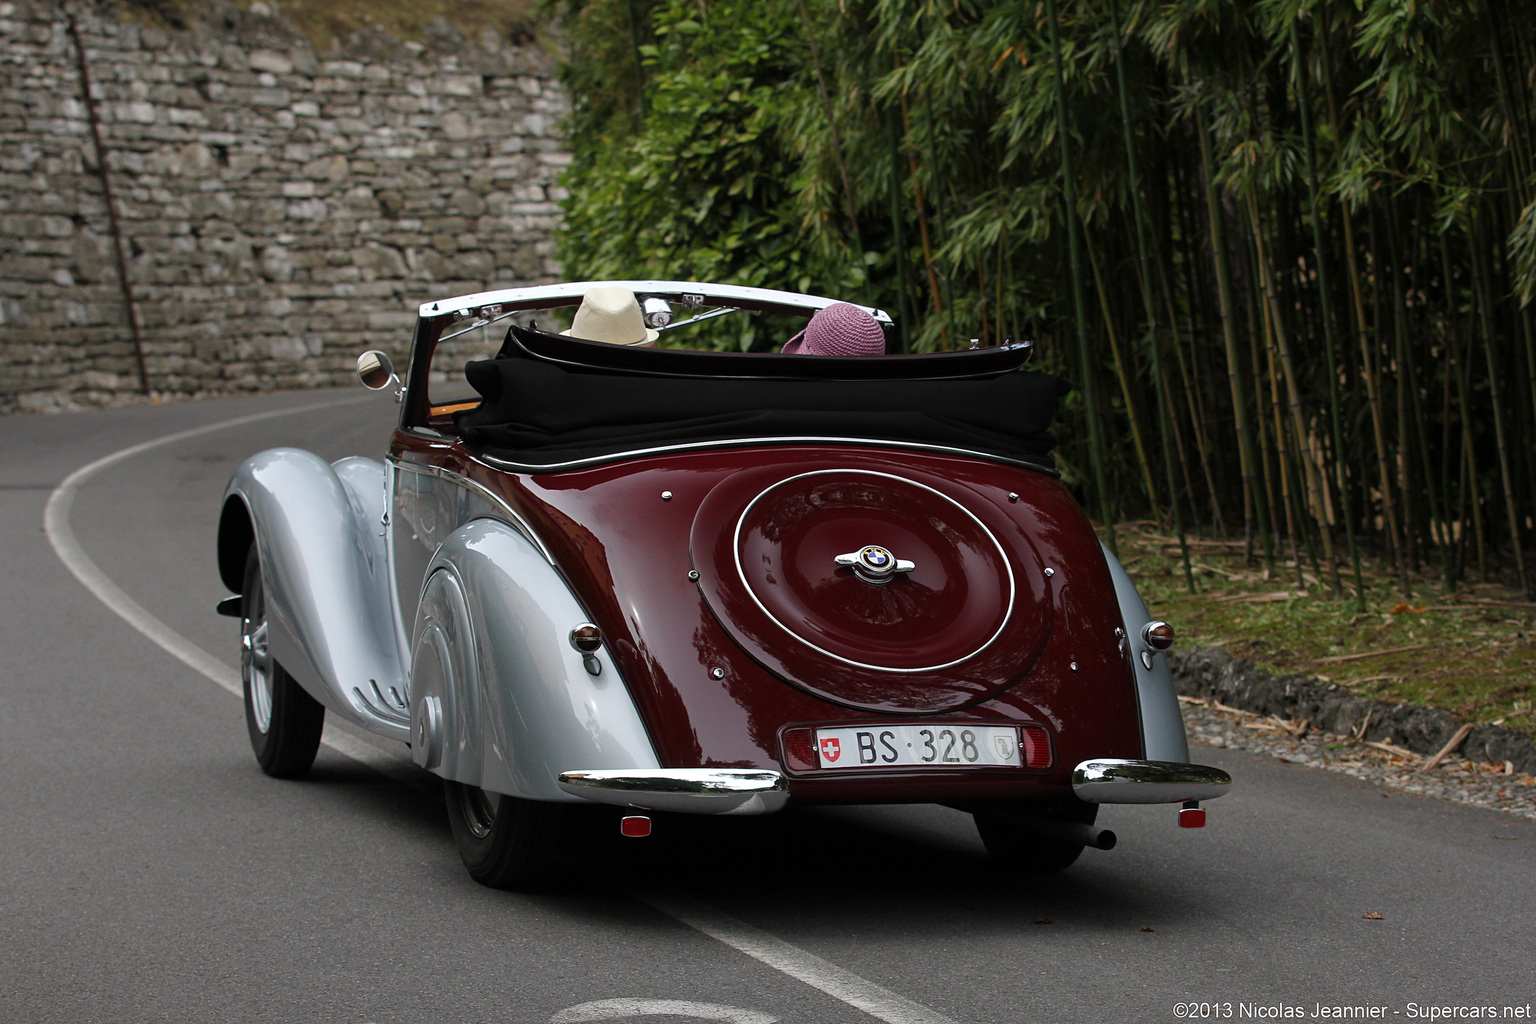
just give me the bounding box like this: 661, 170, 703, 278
1023, 820, 1116, 850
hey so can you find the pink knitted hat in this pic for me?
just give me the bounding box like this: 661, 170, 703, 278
781, 303, 886, 356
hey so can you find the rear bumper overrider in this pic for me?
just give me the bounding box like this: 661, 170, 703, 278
1072, 759, 1233, 804
557, 768, 789, 815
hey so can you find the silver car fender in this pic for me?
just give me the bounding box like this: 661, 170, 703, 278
219, 448, 410, 740
412, 518, 660, 802
1101, 543, 1190, 763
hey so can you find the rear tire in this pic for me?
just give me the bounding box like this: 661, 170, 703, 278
973, 799, 1098, 873
241, 544, 325, 778
444, 780, 566, 889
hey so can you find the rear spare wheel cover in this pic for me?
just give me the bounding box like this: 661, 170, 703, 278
731, 469, 1013, 671
690, 460, 1052, 713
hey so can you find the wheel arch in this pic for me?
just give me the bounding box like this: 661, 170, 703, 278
221, 448, 408, 740
416, 518, 660, 802
217, 494, 255, 595
1101, 542, 1189, 763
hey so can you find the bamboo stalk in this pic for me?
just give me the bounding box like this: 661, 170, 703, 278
1383, 204, 1418, 577
1291, 19, 1364, 607
1250, 193, 1340, 590
1244, 233, 1282, 578
898, 95, 946, 345
885, 93, 913, 352
1470, 209, 1530, 593
1253, 218, 1305, 587
1320, 44, 1405, 580
1197, 109, 1267, 566
1108, 0, 1192, 590
1045, 0, 1115, 551
1162, 265, 1227, 536
1086, 235, 1160, 513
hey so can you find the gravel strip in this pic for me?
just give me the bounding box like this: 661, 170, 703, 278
1181, 698, 1536, 821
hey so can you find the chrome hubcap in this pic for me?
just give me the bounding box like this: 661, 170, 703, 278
460, 786, 499, 840
241, 610, 274, 734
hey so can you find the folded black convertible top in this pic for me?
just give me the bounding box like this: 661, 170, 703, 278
453, 324, 1070, 472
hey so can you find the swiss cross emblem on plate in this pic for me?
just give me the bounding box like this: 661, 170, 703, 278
820, 737, 841, 762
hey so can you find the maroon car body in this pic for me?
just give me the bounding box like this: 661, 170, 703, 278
220, 280, 1230, 889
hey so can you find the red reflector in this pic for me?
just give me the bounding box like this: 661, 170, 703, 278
1019, 724, 1052, 769
1179, 807, 1206, 829
620, 815, 651, 838
781, 727, 817, 771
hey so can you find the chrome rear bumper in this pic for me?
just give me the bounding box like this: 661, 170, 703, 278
1072, 759, 1233, 804
556, 768, 789, 815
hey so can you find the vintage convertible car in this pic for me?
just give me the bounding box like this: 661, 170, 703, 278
217, 280, 1231, 888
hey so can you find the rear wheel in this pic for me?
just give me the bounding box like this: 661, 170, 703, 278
241, 544, 325, 778
444, 780, 566, 889
973, 799, 1098, 873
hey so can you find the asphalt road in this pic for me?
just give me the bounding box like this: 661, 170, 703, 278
2, 390, 1533, 1024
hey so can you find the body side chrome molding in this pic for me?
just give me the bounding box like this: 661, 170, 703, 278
1072, 758, 1232, 804
480, 436, 1059, 477
387, 457, 556, 564
556, 768, 789, 816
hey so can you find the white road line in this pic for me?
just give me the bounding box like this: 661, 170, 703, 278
41, 395, 399, 779
44, 396, 965, 1024
639, 895, 960, 1024
550, 998, 777, 1023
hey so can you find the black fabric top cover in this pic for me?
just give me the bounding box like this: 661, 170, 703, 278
453, 324, 1070, 471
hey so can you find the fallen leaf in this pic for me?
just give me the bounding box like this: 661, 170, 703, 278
1362, 912, 1384, 920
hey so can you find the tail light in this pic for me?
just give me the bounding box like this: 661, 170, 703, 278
1019, 724, 1052, 769
781, 727, 818, 771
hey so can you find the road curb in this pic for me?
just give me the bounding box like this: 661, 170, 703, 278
1171, 647, 1536, 775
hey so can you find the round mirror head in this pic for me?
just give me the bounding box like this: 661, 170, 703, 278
356, 350, 395, 390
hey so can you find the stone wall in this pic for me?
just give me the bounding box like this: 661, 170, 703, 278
0, 0, 568, 412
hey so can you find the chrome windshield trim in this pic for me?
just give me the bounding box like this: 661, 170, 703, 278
1071, 758, 1233, 804
387, 457, 556, 565
732, 468, 1016, 674
556, 768, 790, 816
419, 280, 892, 324
480, 436, 1059, 476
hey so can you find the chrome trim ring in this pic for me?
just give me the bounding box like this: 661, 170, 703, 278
732, 469, 1016, 674
556, 768, 790, 816
1071, 758, 1233, 804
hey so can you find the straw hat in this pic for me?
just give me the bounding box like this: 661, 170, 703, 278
561, 286, 660, 346
781, 303, 885, 356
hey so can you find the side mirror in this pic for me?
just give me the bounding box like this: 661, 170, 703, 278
356, 350, 398, 392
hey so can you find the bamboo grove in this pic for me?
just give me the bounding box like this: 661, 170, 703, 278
551, 0, 1536, 599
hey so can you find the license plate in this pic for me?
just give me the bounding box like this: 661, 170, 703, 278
815, 724, 1021, 769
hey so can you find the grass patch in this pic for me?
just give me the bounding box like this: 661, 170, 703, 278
1123, 523, 1536, 743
